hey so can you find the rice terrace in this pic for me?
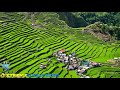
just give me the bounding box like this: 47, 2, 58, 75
0, 12, 120, 78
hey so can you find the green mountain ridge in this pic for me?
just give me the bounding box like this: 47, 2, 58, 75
0, 12, 120, 78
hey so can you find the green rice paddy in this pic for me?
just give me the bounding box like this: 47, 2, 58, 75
0, 19, 120, 78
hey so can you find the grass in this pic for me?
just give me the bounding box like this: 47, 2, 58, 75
59, 68, 68, 78
0, 13, 120, 78
85, 66, 120, 78
69, 70, 80, 78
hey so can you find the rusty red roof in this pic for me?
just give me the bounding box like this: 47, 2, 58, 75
60, 49, 66, 52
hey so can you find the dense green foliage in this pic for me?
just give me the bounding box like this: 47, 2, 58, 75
0, 12, 120, 78
75, 12, 120, 26
85, 22, 120, 40
57, 12, 88, 28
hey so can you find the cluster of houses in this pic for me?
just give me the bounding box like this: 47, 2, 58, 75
39, 49, 101, 78
53, 49, 101, 78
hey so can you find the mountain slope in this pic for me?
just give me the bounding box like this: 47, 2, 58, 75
0, 12, 120, 78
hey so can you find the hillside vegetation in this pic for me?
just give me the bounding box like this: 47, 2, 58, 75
0, 12, 120, 78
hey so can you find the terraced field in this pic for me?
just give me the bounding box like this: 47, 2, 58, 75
0, 21, 120, 78
85, 66, 120, 78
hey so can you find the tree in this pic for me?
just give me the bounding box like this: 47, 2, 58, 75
23, 12, 39, 26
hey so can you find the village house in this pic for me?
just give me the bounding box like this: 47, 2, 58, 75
48, 58, 51, 62
40, 63, 47, 69
77, 68, 86, 74
91, 62, 100, 67
57, 58, 61, 61
67, 65, 74, 70
114, 57, 119, 60
64, 60, 69, 65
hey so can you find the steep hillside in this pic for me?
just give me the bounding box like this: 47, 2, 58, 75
0, 12, 120, 78
57, 12, 88, 28
74, 12, 120, 26
83, 22, 120, 41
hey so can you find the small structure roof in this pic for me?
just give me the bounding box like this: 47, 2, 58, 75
59, 49, 66, 53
